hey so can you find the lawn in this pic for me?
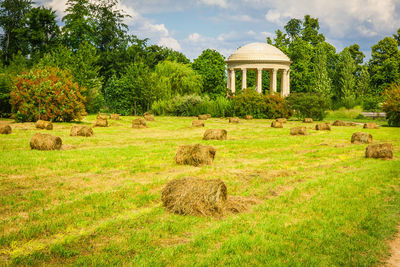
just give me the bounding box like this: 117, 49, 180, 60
0, 115, 399, 266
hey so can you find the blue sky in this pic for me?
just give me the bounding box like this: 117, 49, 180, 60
38, 0, 400, 61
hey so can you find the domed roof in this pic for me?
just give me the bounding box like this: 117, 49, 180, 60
226, 42, 290, 63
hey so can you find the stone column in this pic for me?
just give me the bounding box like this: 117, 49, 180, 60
270, 68, 277, 94
256, 68, 262, 93
281, 69, 286, 97
230, 69, 236, 94
287, 69, 290, 96
241, 68, 247, 90
227, 69, 231, 90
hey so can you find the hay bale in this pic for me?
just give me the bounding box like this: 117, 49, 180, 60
315, 123, 331, 130
276, 118, 287, 123
203, 129, 227, 140
175, 144, 216, 166
94, 118, 108, 127
35, 120, 53, 130
290, 127, 307, 135
70, 125, 93, 137
345, 122, 357, 126
97, 114, 108, 120
143, 111, 152, 116
132, 118, 147, 128
351, 132, 372, 144
109, 114, 120, 120
245, 115, 253, 120
229, 117, 239, 123
303, 118, 313, 123
364, 122, 379, 129
192, 120, 205, 127
332, 120, 346, 126
271, 121, 283, 128
205, 114, 211, 119
0, 124, 11, 134
30, 133, 62, 150
161, 177, 227, 216
198, 114, 208, 120
144, 114, 155, 121
365, 143, 393, 159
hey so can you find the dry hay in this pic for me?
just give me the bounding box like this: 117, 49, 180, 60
203, 129, 227, 140
97, 114, 108, 120
30, 133, 62, 150
70, 125, 93, 137
276, 118, 287, 123
205, 114, 211, 119
0, 124, 11, 134
192, 120, 205, 127
345, 122, 357, 126
290, 127, 307, 135
144, 114, 155, 121
109, 114, 120, 120
351, 132, 372, 144
245, 115, 253, 120
365, 143, 393, 159
271, 121, 283, 128
161, 177, 259, 217
332, 120, 346, 126
315, 123, 331, 131
198, 114, 209, 120
35, 120, 53, 130
229, 117, 240, 123
144, 111, 152, 116
132, 118, 147, 128
364, 122, 379, 129
175, 144, 216, 166
303, 118, 313, 123
94, 118, 108, 127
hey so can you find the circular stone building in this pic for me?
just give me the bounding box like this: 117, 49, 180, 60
226, 42, 291, 96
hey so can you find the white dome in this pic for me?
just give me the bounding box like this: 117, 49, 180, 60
226, 42, 290, 62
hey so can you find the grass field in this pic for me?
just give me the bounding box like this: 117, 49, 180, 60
0, 115, 399, 266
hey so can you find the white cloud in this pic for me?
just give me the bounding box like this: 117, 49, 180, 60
158, 37, 182, 51
188, 33, 202, 42
199, 0, 228, 8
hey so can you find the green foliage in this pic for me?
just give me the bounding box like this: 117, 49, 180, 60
301, 15, 325, 46
10, 66, 86, 122
382, 83, 400, 126
333, 48, 356, 100
288, 38, 314, 93
312, 43, 332, 97
0, 73, 12, 117
362, 94, 383, 112
287, 92, 330, 120
192, 49, 226, 98
232, 89, 292, 119
357, 65, 371, 97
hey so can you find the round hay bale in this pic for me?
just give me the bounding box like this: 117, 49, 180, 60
97, 114, 108, 120
109, 114, 120, 120
198, 114, 208, 120
35, 120, 53, 130
144, 114, 155, 121
0, 124, 12, 134
192, 120, 205, 127
132, 118, 147, 128
203, 129, 227, 140
30, 133, 62, 150
94, 118, 108, 127
143, 111, 152, 116
229, 117, 239, 123
205, 114, 211, 119
175, 144, 216, 166
345, 122, 357, 126
245, 115, 253, 120
271, 121, 283, 128
351, 132, 372, 144
364, 122, 379, 129
315, 123, 331, 131
70, 125, 93, 137
290, 127, 307, 135
332, 120, 346, 126
161, 177, 227, 216
303, 118, 313, 123
276, 118, 287, 123
365, 143, 393, 159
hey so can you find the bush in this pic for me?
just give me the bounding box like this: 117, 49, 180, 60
10, 67, 86, 122
286, 92, 330, 121
382, 84, 400, 127
362, 94, 384, 112
0, 74, 12, 117
232, 89, 292, 119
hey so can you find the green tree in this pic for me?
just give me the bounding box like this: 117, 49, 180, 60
394, 28, 400, 46
284, 18, 302, 40
333, 48, 356, 100
288, 38, 314, 93
357, 65, 371, 97
301, 15, 325, 46
267, 29, 289, 55
348, 44, 365, 66
312, 44, 332, 98
0, 0, 32, 63
192, 49, 226, 98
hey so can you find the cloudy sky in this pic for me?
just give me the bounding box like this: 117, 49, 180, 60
38, 0, 400, 61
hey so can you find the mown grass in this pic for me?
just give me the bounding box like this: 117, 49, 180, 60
0, 115, 399, 266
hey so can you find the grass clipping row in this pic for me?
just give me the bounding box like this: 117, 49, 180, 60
162, 177, 259, 217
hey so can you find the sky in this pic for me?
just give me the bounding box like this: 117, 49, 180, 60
37, 0, 400, 61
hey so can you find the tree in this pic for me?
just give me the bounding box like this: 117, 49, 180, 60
348, 44, 365, 66
394, 28, 400, 46
267, 29, 289, 55
301, 15, 325, 46
0, 0, 32, 63
312, 44, 332, 98
333, 48, 356, 100
288, 38, 314, 93
356, 65, 371, 97
192, 49, 226, 98
284, 18, 302, 41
